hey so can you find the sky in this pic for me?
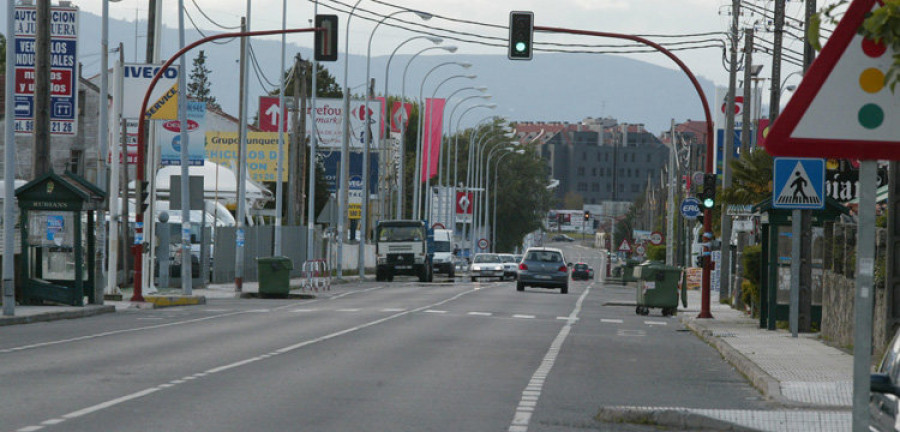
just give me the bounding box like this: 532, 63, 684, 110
72, 0, 826, 99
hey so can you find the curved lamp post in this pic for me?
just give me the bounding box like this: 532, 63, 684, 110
413, 61, 472, 220
439, 89, 489, 224
492, 149, 526, 251
360, 9, 433, 277
398, 45, 458, 218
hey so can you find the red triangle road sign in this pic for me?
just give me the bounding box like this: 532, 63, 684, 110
618, 239, 632, 252
766, 0, 900, 160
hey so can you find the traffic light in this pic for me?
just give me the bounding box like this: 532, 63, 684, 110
583, 210, 590, 221
314, 15, 338, 62
701, 173, 717, 209
139, 180, 150, 214
508, 11, 533, 60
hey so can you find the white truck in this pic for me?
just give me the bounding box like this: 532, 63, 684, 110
374, 220, 434, 282
431, 229, 456, 279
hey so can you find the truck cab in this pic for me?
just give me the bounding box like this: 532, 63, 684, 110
374, 220, 433, 282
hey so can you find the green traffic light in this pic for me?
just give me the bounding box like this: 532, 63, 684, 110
703, 197, 715, 209
515, 41, 527, 52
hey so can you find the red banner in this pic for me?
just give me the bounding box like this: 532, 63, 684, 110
375, 96, 386, 138
420, 98, 445, 182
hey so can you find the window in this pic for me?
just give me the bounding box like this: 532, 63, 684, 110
605, 153, 609, 162
577, 167, 585, 176
627, 168, 632, 178
591, 167, 597, 176
632, 184, 640, 192
647, 153, 652, 163
592, 183, 599, 192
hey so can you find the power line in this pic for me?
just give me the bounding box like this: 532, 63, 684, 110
247, 41, 279, 91
190, 0, 242, 30
182, 6, 236, 45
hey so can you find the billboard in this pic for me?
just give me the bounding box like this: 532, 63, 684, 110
14, 5, 79, 135
318, 150, 379, 195
122, 63, 179, 120
159, 101, 207, 166
307, 98, 382, 150
205, 132, 290, 182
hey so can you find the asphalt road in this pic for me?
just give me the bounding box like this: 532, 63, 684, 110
0, 244, 771, 432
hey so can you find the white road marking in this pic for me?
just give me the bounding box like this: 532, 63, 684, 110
336, 308, 361, 312
289, 308, 319, 313
468, 312, 493, 316
617, 329, 647, 337
508, 284, 592, 432
601, 319, 624, 324
424, 309, 447, 314
556, 316, 578, 321
380, 308, 406, 312
645, 321, 668, 326
513, 314, 536, 319
24, 288, 481, 431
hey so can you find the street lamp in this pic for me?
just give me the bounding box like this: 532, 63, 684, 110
413, 61, 472, 220
481, 145, 517, 250
443, 94, 491, 225
383, 35, 442, 219
398, 45, 458, 218
361, 8, 433, 277
492, 149, 526, 251
424, 74, 477, 223
475, 140, 517, 247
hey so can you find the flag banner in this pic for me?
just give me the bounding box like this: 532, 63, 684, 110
420, 98, 445, 182
390, 101, 412, 133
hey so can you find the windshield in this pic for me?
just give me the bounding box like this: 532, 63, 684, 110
526, 251, 563, 263
434, 241, 452, 252
377, 226, 424, 242
500, 255, 516, 263
473, 254, 500, 263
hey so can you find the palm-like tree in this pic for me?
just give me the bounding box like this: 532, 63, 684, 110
720, 149, 774, 205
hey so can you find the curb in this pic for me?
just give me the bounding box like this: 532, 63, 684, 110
0, 305, 116, 327
595, 407, 759, 431
143, 295, 207, 308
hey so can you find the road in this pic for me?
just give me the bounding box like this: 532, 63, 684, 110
0, 244, 771, 431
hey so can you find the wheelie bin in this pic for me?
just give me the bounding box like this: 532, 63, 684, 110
257, 256, 293, 298
633, 262, 686, 316
621, 258, 642, 283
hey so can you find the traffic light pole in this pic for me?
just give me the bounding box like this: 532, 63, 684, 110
131, 27, 321, 302
533, 26, 715, 318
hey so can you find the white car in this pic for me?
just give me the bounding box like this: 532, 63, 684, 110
470, 253, 504, 282
498, 253, 519, 280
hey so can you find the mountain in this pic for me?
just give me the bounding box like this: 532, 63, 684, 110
7, 9, 717, 134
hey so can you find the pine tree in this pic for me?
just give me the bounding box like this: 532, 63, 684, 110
187, 50, 220, 109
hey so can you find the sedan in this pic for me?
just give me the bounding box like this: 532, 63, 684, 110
470, 253, 504, 282
516, 247, 569, 294
498, 253, 519, 280
571, 262, 592, 280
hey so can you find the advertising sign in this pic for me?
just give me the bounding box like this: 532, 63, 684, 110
205, 132, 290, 182
122, 63, 179, 119
14, 5, 79, 135
713, 86, 761, 174
318, 150, 379, 194
307, 98, 382, 150
159, 101, 206, 166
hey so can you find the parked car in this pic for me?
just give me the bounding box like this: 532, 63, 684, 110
516, 247, 569, 294
470, 253, 504, 282
550, 234, 575, 242
571, 262, 592, 280
498, 253, 519, 280
871, 329, 900, 430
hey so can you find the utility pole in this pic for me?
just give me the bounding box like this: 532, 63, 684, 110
235, 17, 248, 293
798, 0, 817, 333
288, 56, 302, 226
667, 119, 676, 266
3, 0, 17, 316
33, 0, 52, 177
298, 61, 309, 227
769, 0, 785, 123
720, 0, 739, 301
734, 27, 754, 311
359, 78, 375, 277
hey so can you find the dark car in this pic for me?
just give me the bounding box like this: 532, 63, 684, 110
516, 247, 569, 294
551, 234, 575, 242
871, 330, 900, 430
571, 262, 592, 280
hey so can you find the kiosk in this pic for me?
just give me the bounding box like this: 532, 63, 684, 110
16, 172, 105, 306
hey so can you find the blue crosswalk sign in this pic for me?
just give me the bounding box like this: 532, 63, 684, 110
773, 158, 825, 210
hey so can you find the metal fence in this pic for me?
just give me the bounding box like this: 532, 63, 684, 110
211, 226, 320, 284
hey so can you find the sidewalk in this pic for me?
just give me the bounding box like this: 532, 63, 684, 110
602, 288, 854, 431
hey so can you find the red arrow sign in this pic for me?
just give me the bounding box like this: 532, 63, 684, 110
258, 96, 287, 132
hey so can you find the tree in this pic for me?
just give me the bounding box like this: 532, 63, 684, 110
493, 145, 555, 252
187, 50, 220, 110
720, 149, 773, 206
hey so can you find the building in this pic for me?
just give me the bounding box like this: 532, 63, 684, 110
516, 119, 670, 206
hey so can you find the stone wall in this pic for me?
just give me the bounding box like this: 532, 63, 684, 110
821, 270, 890, 357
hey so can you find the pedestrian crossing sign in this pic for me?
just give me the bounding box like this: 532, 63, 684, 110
773, 158, 825, 210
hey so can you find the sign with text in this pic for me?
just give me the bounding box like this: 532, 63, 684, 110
14, 5, 79, 135
159, 101, 207, 166
205, 132, 290, 182
122, 63, 179, 120
318, 150, 379, 195
307, 98, 382, 150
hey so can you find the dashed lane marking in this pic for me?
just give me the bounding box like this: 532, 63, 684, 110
468, 312, 493, 316
513, 314, 536, 319
601, 319, 624, 324
645, 321, 668, 326
424, 309, 447, 314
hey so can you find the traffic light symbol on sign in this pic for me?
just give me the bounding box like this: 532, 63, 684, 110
508, 11, 533, 60
315, 15, 338, 62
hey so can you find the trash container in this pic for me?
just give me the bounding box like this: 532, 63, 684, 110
633, 262, 685, 316
257, 256, 293, 298
621, 258, 642, 283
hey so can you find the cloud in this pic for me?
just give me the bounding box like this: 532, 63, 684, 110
571, 0, 630, 11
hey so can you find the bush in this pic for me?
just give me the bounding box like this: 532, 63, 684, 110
742, 244, 762, 286
741, 279, 759, 317
646, 244, 666, 262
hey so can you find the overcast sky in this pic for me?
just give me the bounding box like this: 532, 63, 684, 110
75, 0, 826, 95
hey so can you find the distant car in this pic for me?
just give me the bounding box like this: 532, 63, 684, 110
516, 247, 569, 294
551, 234, 575, 242
470, 253, 504, 282
498, 253, 519, 280
571, 262, 592, 280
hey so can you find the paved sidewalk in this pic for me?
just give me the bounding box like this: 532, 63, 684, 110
616, 288, 854, 431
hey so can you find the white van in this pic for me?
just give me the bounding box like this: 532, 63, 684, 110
431, 229, 456, 278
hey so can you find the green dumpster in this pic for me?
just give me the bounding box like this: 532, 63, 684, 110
257, 256, 293, 298
633, 262, 685, 316
621, 258, 642, 283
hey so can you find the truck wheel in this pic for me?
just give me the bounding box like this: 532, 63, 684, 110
426, 267, 434, 282
449, 268, 455, 279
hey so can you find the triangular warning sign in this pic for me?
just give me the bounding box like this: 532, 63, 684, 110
618, 239, 632, 252
146, 83, 179, 120
775, 162, 822, 207
766, 0, 900, 160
